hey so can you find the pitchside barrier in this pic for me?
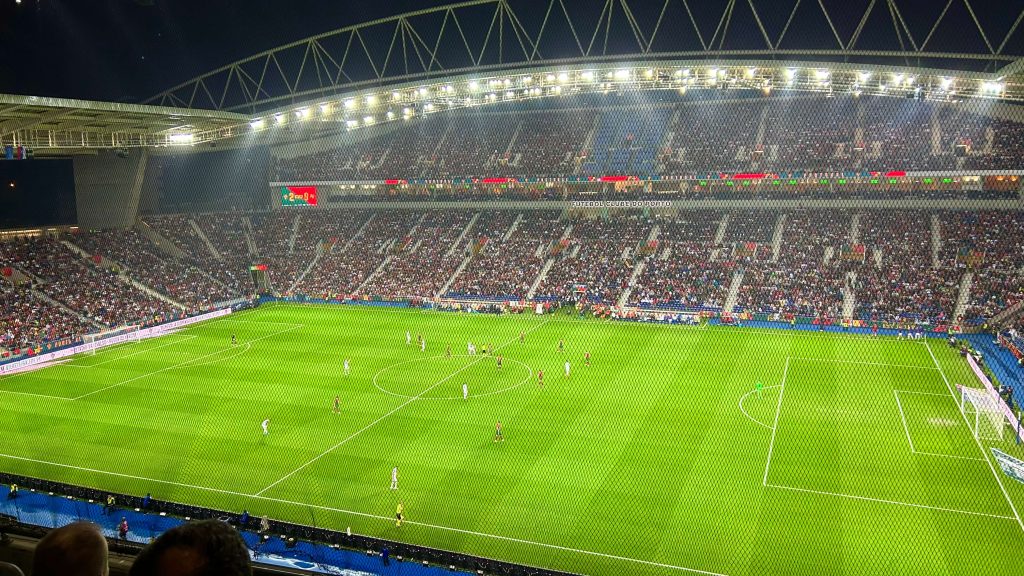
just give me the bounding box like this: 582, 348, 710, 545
0, 308, 232, 375
966, 353, 1021, 439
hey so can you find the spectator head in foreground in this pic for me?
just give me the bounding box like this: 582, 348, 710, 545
33, 521, 109, 576
129, 519, 251, 576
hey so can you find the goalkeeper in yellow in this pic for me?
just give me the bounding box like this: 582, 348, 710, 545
396, 502, 405, 527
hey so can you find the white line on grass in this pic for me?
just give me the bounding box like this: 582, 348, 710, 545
925, 340, 1024, 533
68, 335, 199, 368
254, 319, 552, 497
73, 325, 302, 401
913, 451, 985, 462
893, 390, 916, 452
0, 388, 75, 401
762, 357, 789, 486
738, 385, 781, 430
765, 482, 1017, 520
790, 357, 937, 370
0, 450, 728, 576
893, 390, 986, 462
892, 389, 951, 397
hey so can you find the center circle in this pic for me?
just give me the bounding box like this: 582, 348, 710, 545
372, 354, 533, 400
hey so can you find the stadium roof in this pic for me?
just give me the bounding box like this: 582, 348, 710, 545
0, 94, 247, 153
144, 0, 1024, 114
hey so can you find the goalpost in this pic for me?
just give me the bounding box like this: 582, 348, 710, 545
960, 385, 1007, 441
82, 325, 142, 355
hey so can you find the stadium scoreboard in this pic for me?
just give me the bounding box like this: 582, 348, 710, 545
281, 186, 318, 206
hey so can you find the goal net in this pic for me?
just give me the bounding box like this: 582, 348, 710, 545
82, 325, 142, 355
960, 386, 1007, 441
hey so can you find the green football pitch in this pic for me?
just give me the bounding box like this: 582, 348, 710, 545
2, 303, 1024, 576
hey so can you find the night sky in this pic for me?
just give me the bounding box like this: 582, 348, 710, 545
2, 0, 1023, 104
0, 0, 445, 103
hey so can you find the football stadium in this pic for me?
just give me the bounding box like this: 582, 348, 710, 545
2, 1, 1024, 575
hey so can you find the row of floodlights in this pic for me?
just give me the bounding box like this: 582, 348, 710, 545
236, 67, 1007, 134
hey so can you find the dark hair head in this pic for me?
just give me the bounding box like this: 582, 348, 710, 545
129, 519, 251, 576
33, 522, 109, 576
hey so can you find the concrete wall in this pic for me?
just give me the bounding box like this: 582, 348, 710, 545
73, 150, 146, 229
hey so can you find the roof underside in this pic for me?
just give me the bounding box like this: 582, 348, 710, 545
0, 94, 247, 153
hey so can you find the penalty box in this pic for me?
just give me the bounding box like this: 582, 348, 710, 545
763, 358, 1013, 519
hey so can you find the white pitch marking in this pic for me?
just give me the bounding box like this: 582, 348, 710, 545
73, 325, 302, 401
789, 357, 937, 371
738, 385, 781, 430
925, 340, 1024, 533
913, 450, 986, 462
766, 482, 1017, 520
69, 335, 199, 368
892, 389, 952, 397
893, 390, 916, 452
762, 357, 789, 486
0, 450, 727, 576
255, 319, 551, 497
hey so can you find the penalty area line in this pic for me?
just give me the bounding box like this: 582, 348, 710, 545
0, 448, 728, 576
765, 482, 1016, 521
762, 357, 789, 486
925, 340, 1024, 533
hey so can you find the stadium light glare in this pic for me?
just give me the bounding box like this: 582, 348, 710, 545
982, 81, 1004, 94
392, 91, 402, 101
522, 76, 533, 84
784, 68, 796, 80
274, 114, 285, 124
344, 99, 356, 110
366, 95, 377, 106
746, 67, 756, 79
906, 76, 915, 85
168, 133, 194, 145
581, 71, 595, 82
424, 102, 435, 111
319, 103, 331, 115
892, 73, 904, 84
294, 108, 309, 119
644, 68, 654, 79
545, 73, 556, 82
386, 110, 395, 119
557, 72, 570, 83
815, 69, 830, 81
363, 115, 374, 124
614, 69, 630, 81
858, 71, 871, 82
468, 81, 479, 91
346, 119, 358, 128
249, 118, 264, 129
940, 77, 954, 90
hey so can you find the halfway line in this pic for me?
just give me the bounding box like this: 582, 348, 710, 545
254, 319, 551, 496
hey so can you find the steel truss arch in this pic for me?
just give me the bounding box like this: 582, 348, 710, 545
145, 0, 1024, 113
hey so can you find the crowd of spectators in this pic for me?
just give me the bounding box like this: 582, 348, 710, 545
0, 283, 92, 353
939, 211, 1024, 323
448, 211, 564, 299
536, 215, 652, 303
295, 211, 423, 299
855, 211, 959, 324
5, 238, 176, 328
274, 96, 1024, 182
361, 210, 475, 299
733, 211, 851, 317
71, 229, 238, 308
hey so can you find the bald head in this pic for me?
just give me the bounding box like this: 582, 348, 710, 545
33, 522, 109, 576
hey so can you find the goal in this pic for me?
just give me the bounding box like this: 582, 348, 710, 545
82, 325, 142, 355
960, 385, 1007, 441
